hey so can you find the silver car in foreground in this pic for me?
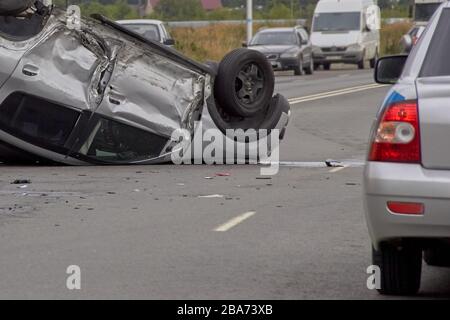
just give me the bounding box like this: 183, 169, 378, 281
366, 2, 450, 295
0, 2, 289, 165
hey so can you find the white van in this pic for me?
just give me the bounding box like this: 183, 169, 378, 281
311, 0, 380, 70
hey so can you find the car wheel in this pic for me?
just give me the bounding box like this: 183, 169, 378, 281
294, 57, 304, 76
304, 58, 314, 75
358, 55, 366, 69
323, 63, 331, 71
424, 246, 450, 267
0, 0, 34, 16
370, 51, 378, 69
215, 48, 274, 118
314, 63, 320, 71
372, 244, 422, 295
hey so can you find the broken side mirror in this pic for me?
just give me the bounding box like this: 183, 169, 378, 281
164, 38, 175, 46
374, 55, 408, 85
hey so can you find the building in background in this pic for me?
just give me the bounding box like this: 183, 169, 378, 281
128, 0, 223, 15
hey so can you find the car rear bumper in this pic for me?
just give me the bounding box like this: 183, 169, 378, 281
313, 51, 363, 64
364, 162, 450, 249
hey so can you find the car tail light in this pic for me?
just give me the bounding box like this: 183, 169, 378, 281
387, 201, 424, 215
369, 100, 421, 163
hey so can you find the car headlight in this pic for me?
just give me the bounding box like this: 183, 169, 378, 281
347, 44, 363, 51
280, 51, 298, 58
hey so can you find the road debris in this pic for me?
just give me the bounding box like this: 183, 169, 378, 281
215, 173, 231, 177
325, 159, 345, 168
11, 179, 31, 185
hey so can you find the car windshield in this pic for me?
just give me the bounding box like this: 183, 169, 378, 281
251, 32, 297, 46
121, 23, 161, 42
415, 3, 442, 21
313, 12, 361, 32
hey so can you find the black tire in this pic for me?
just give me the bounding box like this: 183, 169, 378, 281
323, 63, 331, 71
370, 51, 378, 69
314, 63, 320, 71
372, 244, 422, 295
215, 48, 274, 118
294, 57, 303, 76
358, 53, 366, 69
424, 246, 450, 267
0, 0, 34, 16
304, 57, 314, 75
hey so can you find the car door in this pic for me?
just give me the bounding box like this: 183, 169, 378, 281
298, 29, 312, 64
360, 11, 378, 59
416, 8, 450, 170
0, 13, 114, 164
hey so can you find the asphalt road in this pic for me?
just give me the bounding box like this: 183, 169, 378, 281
1, 67, 450, 299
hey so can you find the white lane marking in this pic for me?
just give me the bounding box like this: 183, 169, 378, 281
199, 194, 224, 198
288, 84, 387, 105
329, 165, 348, 173
214, 211, 256, 232
259, 161, 365, 168
289, 83, 379, 101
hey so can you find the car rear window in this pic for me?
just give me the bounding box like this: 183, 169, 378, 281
420, 9, 450, 77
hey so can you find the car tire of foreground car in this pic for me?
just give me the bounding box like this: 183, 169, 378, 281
215, 48, 275, 118
372, 244, 422, 295
0, 0, 34, 15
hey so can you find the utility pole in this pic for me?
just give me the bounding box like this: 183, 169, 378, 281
291, 0, 294, 20
246, 0, 253, 45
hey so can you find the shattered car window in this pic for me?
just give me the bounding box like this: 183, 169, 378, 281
120, 24, 161, 42
0, 92, 80, 149
79, 118, 167, 162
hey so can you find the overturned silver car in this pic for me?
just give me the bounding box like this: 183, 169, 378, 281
0, 1, 290, 165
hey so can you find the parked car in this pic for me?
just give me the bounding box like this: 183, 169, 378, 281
116, 19, 175, 46
247, 26, 314, 76
366, 1, 450, 295
311, 0, 380, 70
400, 25, 426, 53
0, 2, 290, 165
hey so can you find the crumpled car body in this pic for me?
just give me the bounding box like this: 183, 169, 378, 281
0, 5, 290, 165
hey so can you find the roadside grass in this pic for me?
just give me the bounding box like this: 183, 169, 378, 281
171, 22, 412, 62
380, 22, 412, 56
